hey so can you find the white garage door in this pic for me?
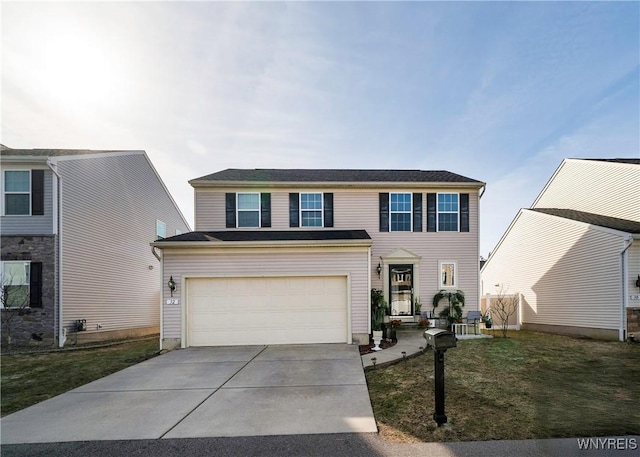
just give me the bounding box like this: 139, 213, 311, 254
187, 276, 348, 346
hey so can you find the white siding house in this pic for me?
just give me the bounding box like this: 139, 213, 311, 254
1, 145, 190, 346
153, 169, 485, 349
481, 159, 640, 341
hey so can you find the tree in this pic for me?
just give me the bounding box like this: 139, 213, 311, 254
491, 285, 519, 338
1, 269, 31, 345
432, 289, 465, 330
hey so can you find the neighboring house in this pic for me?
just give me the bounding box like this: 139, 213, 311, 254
481, 158, 640, 341
0, 145, 190, 346
152, 169, 485, 349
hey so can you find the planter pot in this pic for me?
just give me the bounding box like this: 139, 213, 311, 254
414, 315, 421, 323
485, 323, 492, 329
372, 330, 383, 351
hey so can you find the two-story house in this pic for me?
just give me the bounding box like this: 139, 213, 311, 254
152, 169, 485, 349
481, 158, 640, 341
0, 145, 190, 346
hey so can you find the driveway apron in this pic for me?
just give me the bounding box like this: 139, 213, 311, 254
0, 344, 377, 444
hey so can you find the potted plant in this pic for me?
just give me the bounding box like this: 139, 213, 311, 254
482, 313, 493, 329
413, 297, 422, 322
371, 288, 389, 351
387, 319, 402, 342
418, 319, 431, 330
432, 289, 465, 330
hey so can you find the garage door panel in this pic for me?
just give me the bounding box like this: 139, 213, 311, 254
187, 276, 348, 346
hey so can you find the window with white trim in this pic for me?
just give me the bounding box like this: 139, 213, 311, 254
439, 261, 457, 288
1, 261, 30, 308
156, 220, 166, 240
390, 193, 412, 231
437, 193, 459, 232
237, 193, 260, 228
300, 193, 323, 227
3, 170, 31, 215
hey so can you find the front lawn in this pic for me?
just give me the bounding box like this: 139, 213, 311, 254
1, 339, 160, 417
366, 331, 640, 442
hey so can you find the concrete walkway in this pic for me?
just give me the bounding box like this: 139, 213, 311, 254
361, 329, 491, 369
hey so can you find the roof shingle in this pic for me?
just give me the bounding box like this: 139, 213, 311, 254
530, 208, 640, 234
155, 230, 371, 243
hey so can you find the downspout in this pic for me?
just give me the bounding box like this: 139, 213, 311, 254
153, 246, 163, 351
47, 159, 65, 347
477, 185, 485, 314
620, 236, 633, 342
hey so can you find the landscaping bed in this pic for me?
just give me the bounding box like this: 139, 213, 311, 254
366, 330, 640, 442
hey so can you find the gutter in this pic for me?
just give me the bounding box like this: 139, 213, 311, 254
46, 159, 66, 348
150, 239, 374, 250
621, 236, 634, 342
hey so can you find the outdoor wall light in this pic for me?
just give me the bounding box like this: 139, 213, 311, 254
377, 263, 382, 278
168, 276, 176, 297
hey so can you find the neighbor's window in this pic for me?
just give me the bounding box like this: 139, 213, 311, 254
300, 193, 323, 227
437, 193, 459, 232
439, 261, 457, 288
237, 193, 260, 228
1, 261, 30, 308
3, 170, 30, 215
390, 193, 412, 231
156, 220, 166, 240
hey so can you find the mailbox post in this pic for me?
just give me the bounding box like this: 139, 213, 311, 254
423, 328, 457, 427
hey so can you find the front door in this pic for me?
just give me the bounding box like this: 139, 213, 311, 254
389, 265, 413, 316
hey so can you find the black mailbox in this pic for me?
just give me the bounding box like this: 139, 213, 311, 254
423, 328, 457, 350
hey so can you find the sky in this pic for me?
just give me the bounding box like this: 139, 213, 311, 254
2, 1, 639, 257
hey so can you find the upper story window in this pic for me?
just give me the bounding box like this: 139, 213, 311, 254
289, 193, 333, 228
300, 193, 323, 227
4, 170, 30, 215
390, 193, 412, 232
237, 193, 260, 228
1, 261, 30, 308
226, 192, 271, 228
156, 220, 166, 240
437, 193, 459, 232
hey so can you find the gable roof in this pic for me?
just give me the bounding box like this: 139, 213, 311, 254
0, 144, 143, 157
190, 168, 484, 186
530, 208, 640, 234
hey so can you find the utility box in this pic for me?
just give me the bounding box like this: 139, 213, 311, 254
423, 328, 457, 351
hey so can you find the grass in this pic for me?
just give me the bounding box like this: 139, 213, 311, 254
1, 339, 160, 417
366, 331, 640, 442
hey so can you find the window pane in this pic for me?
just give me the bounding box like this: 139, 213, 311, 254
391, 193, 411, 212
5, 194, 30, 215
238, 211, 260, 227
5, 285, 29, 308
301, 193, 322, 210
5, 171, 30, 192
390, 213, 411, 231
3, 262, 29, 285
301, 211, 322, 227
156, 220, 166, 239
438, 213, 458, 231
438, 193, 458, 212
237, 193, 260, 210
441, 263, 455, 287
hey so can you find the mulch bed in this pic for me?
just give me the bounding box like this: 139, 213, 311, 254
359, 339, 397, 355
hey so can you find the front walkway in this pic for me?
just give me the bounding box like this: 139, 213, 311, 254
361, 329, 491, 369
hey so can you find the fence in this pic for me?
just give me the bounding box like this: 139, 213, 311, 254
480, 293, 521, 330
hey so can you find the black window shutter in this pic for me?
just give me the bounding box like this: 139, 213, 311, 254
225, 193, 236, 228
323, 193, 334, 227
260, 193, 271, 228
289, 193, 299, 227
379, 193, 389, 232
31, 170, 45, 216
413, 193, 422, 232
29, 262, 43, 308
427, 193, 436, 232
460, 193, 469, 232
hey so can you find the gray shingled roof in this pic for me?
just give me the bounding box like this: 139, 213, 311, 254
191, 168, 484, 184
530, 208, 640, 234
581, 158, 640, 165
1, 144, 143, 157
156, 230, 371, 243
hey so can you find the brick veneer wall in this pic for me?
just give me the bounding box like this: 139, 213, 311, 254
1, 235, 56, 345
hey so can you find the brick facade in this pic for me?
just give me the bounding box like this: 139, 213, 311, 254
1, 235, 56, 345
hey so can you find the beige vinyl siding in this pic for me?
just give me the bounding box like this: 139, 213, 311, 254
161, 247, 369, 340
193, 188, 480, 309
0, 166, 54, 235
533, 159, 640, 222
58, 153, 189, 335
482, 210, 624, 331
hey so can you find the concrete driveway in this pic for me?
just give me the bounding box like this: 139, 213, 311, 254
1, 344, 377, 444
